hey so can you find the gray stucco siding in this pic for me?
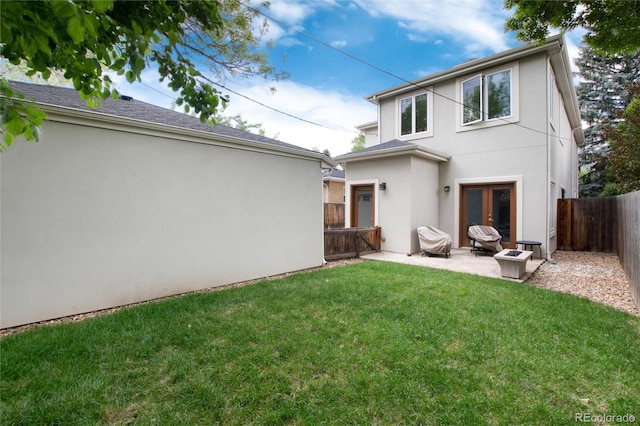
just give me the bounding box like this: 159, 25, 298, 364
1, 119, 324, 328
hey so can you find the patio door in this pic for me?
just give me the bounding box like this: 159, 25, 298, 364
351, 184, 374, 227
460, 183, 516, 248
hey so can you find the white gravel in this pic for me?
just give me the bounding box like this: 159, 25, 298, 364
526, 251, 639, 317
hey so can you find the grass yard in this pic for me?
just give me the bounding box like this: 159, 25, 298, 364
1, 261, 639, 425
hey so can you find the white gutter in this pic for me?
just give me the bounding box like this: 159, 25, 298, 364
21, 101, 339, 169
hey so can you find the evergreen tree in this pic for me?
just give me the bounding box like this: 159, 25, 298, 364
575, 46, 640, 197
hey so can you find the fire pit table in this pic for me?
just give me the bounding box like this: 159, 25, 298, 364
493, 249, 533, 279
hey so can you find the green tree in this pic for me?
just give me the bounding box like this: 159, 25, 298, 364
575, 46, 640, 197
351, 133, 365, 152
504, 0, 640, 54
216, 114, 266, 136
1, 0, 282, 149
606, 94, 640, 194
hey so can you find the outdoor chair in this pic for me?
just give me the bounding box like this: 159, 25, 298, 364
467, 225, 503, 255
417, 226, 452, 258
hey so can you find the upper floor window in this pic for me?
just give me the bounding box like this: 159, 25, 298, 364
461, 68, 512, 125
398, 90, 433, 138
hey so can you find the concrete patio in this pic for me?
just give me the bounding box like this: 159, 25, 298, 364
361, 248, 546, 282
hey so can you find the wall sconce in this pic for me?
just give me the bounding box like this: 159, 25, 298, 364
379, 182, 387, 191
443, 185, 450, 193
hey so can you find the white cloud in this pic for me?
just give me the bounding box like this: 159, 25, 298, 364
221, 79, 376, 156
354, 0, 511, 55
331, 40, 348, 48
114, 72, 375, 157
267, 1, 315, 25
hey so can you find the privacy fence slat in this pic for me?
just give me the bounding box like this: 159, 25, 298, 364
557, 198, 617, 252
324, 203, 345, 229
324, 227, 381, 260
616, 191, 640, 314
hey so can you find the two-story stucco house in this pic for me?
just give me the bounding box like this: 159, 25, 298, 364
336, 35, 583, 258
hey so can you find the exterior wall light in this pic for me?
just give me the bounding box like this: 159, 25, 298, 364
444, 185, 450, 193
380, 182, 387, 191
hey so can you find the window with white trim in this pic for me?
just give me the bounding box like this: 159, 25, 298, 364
461, 68, 512, 125
398, 91, 433, 138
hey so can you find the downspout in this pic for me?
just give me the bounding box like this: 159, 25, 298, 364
571, 125, 583, 198
546, 53, 556, 262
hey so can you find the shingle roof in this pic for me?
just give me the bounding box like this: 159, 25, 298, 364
334, 139, 449, 163
323, 168, 345, 179
352, 139, 416, 154
7, 81, 319, 155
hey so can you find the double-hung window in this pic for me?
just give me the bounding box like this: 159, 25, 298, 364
461, 68, 512, 125
398, 91, 433, 138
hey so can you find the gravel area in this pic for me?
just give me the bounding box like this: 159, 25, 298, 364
527, 251, 639, 317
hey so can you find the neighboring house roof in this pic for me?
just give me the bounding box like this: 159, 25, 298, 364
334, 139, 450, 163
323, 168, 345, 181
355, 121, 378, 133
7, 81, 338, 167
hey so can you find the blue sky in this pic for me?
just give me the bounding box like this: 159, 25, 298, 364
109, 0, 584, 156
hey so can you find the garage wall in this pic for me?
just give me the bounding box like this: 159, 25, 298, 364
1, 119, 324, 328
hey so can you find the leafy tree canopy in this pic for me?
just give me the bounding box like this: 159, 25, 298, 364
351, 133, 365, 152
606, 94, 640, 194
216, 113, 266, 136
504, 0, 640, 54
1, 0, 281, 150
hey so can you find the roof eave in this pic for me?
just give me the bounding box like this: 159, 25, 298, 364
335, 144, 450, 163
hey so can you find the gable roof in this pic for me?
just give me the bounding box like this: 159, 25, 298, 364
7, 81, 337, 166
334, 139, 449, 163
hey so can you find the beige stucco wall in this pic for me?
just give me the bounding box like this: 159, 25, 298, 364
372, 52, 570, 256
345, 155, 439, 254
1, 118, 325, 328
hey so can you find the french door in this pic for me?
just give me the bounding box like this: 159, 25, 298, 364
460, 183, 516, 248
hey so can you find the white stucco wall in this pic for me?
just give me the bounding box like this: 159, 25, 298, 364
547, 60, 580, 254
1, 118, 325, 328
345, 155, 440, 254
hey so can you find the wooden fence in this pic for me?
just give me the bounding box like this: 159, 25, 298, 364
324, 203, 345, 229
324, 227, 381, 260
557, 192, 639, 313
616, 191, 640, 314
557, 197, 617, 252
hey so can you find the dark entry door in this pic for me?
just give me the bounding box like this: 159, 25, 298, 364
351, 185, 374, 227
460, 183, 516, 248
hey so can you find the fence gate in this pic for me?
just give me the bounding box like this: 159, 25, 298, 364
324, 227, 381, 260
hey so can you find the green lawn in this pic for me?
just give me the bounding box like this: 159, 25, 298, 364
2, 261, 639, 425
